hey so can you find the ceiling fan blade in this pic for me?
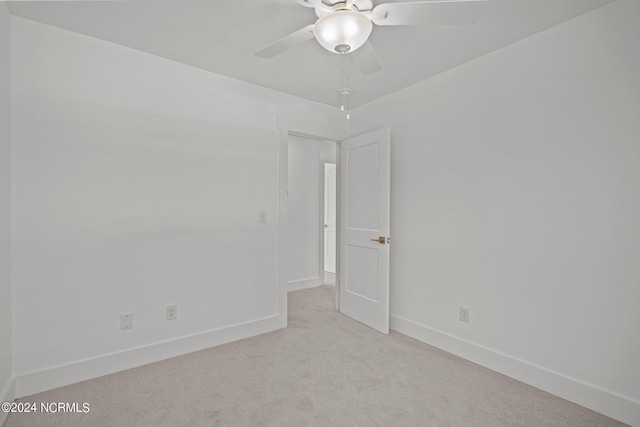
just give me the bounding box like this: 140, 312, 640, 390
351, 40, 382, 75
371, 0, 486, 26
294, 0, 322, 8
255, 24, 315, 58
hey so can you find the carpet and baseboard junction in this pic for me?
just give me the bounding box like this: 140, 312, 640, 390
3, 286, 625, 426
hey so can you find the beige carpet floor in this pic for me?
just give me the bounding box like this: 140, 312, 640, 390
4, 285, 625, 426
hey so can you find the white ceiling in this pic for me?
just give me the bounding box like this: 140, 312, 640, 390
7, 0, 616, 108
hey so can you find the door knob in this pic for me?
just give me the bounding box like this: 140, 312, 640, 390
370, 236, 386, 244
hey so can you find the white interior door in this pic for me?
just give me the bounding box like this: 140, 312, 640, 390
339, 127, 391, 334
324, 163, 337, 274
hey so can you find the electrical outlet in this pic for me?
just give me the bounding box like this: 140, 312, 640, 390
459, 306, 470, 323
166, 304, 177, 321
120, 313, 133, 330
259, 210, 267, 223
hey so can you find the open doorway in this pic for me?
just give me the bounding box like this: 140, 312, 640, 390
287, 134, 337, 292
276, 115, 347, 326
323, 163, 337, 286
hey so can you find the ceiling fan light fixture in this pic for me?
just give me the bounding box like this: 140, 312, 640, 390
313, 9, 373, 54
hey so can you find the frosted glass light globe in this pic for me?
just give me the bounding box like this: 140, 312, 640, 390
313, 9, 373, 54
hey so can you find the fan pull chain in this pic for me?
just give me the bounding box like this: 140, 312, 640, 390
339, 51, 351, 120
346, 54, 351, 120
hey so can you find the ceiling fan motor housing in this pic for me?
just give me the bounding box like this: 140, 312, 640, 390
314, 0, 374, 17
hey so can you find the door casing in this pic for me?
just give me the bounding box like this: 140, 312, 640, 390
323, 162, 337, 275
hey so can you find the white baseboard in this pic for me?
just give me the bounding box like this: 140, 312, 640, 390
14, 314, 282, 399
1, 377, 15, 426
390, 314, 640, 427
288, 276, 323, 292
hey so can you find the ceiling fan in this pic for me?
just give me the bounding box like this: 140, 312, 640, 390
255, 0, 487, 75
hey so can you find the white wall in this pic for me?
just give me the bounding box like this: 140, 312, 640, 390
287, 134, 335, 291
11, 16, 341, 396
0, 1, 13, 422
352, 0, 640, 424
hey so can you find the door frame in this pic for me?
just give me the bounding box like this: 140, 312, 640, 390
277, 115, 347, 327
321, 162, 337, 276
